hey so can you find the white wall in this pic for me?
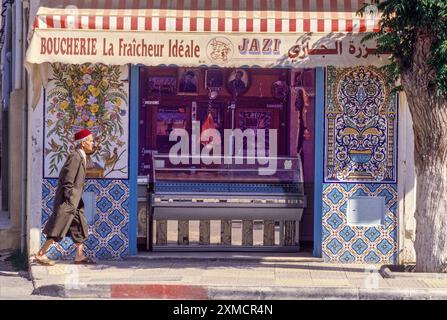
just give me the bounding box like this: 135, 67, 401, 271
397, 92, 417, 264
26, 83, 44, 256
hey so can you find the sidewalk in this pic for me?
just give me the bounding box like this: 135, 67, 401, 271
29, 252, 447, 300
0, 250, 53, 300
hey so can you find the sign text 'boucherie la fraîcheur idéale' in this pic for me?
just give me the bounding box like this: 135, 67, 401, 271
40, 36, 201, 58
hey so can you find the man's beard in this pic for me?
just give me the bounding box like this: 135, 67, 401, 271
86, 145, 100, 155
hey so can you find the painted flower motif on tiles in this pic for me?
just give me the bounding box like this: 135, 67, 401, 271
45, 63, 128, 178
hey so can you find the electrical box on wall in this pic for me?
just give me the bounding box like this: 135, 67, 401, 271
347, 196, 385, 226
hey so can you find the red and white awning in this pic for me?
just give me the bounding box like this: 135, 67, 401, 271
33, 0, 380, 34
26, 0, 387, 109
25, 1, 387, 108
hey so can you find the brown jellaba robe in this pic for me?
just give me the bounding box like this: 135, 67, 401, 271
43, 149, 88, 243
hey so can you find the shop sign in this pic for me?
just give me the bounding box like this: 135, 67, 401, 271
27, 31, 389, 68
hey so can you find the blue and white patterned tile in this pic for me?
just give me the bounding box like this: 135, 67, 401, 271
327, 212, 344, 230
84, 234, 100, 251
322, 201, 332, 216
339, 251, 356, 263
387, 225, 398, 240
322, 183, 398, 264
377, 187, 394, 205
352, 188, 369, 197
108, 209, 126, 226
95, 247, 113, 260
96, 221, 113, 239
340, 226, 356, 242
97, 196, 114, 214
326, 238, 344, 255
377, 238, 394, 256
364, 227, 381, 243
322, 225, 331, 242
341, 184, 357, 193
351, 238, 368, 255
41, 179, 130, 260
383, 215, 395, 229
108, 234, 126, 251
85, 184, 101, 195
48, 179, 59, 188
365, 184, 381, 193
109, 184, 127, 201
327, 188, 344, 205
42, 184, 51, 199
364, 251, 381, 264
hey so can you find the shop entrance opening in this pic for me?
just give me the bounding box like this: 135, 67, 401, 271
137, 66, 315, 252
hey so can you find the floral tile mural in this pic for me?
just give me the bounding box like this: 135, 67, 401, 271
44, 63, 129, 179
324, 66, 397, 183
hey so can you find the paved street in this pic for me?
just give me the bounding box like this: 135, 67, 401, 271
2, 251, 447, 300
24, 252, 447, 300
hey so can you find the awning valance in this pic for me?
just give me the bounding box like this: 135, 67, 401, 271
33, 0, 380, 34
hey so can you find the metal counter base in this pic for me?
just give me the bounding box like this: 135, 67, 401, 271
150, 245, 301, 252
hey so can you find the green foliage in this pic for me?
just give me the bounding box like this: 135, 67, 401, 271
360, 0, 447, 96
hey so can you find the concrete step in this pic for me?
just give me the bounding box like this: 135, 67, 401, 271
124, 251, 324, 263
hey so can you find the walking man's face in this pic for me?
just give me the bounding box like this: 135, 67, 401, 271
81, 135, 95, 154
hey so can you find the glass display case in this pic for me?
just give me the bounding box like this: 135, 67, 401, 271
143, 154, 305, 220
150, 154, 305, 195
142, 154, 306, 252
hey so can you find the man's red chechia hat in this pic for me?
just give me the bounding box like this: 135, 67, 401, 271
74, 129, 93, 141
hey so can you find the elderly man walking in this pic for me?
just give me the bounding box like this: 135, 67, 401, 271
34, 129, 96, 265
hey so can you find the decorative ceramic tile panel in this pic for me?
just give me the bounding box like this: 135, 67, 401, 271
44, 64, 129, 179
322, 183, 398, 263
41, 179, 130, 260
325, 66, 397, 183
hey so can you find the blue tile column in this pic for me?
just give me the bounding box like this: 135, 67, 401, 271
129, 65, 139, 256
313, 67, 325, 257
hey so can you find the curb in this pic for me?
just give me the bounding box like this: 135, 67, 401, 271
379, 266, 395, 279
31, 283, 447, 300
379, 265, 447, 280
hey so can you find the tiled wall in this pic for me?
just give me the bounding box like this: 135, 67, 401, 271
42, 179, 130, 260
322, 183, 398, 263
322, 66, 398, 264
40, 63, 131, 260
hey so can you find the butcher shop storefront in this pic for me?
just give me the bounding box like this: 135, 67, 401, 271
26, 1, 400, 264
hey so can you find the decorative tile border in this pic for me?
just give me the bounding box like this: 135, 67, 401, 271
41, 179, 130, 260
322, 183, 398, 264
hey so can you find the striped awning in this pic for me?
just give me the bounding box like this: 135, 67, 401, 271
33, 0, 380, 34
26, 0, 387, 110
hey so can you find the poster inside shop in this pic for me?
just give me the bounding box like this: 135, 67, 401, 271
26, 30, 390, 68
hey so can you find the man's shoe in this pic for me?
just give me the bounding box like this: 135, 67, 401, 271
34, 254, 56, 266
